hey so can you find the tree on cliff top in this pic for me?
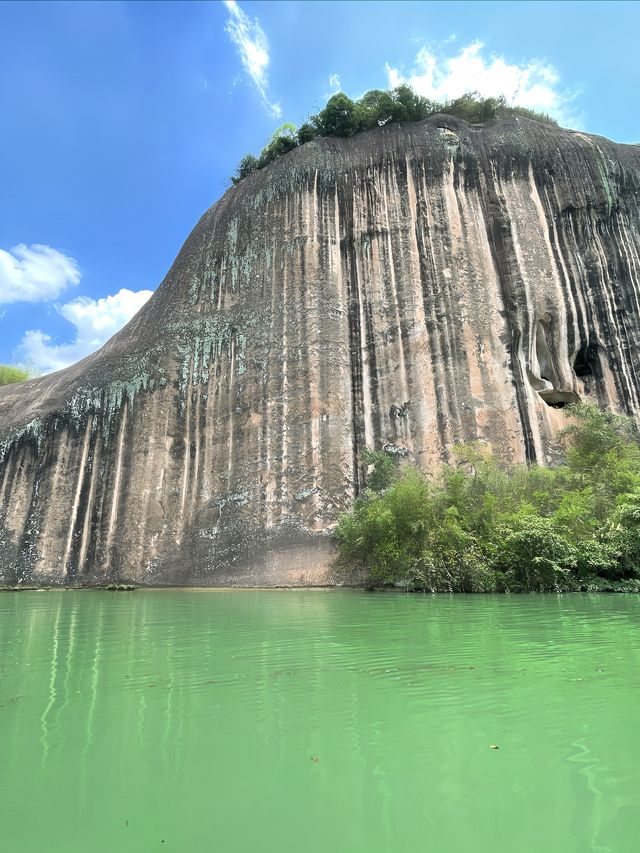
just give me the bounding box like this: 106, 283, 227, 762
231, 123, 298, 185
231, 85, 558, 184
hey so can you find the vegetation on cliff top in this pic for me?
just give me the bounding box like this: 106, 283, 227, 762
0, 365, 29, 386
231, 86, 558, 184
336, 405, 640, 593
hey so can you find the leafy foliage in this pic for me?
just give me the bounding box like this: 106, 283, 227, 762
296, 122, 318, 145
314, 93, 359, 137
335, 404, 640, 592
0, 365, 29, 386
231, 154, 259, 185
231, 85, 558, 183
362, 448, 397, 493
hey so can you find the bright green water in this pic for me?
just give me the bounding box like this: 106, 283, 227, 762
1, 591, 639, 852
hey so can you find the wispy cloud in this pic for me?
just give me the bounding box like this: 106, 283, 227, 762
0, 243, 81, 304
329, 73, 341, 91
18, 287, 153, 374
223, 0, 281, 117
386, 41, 581, 127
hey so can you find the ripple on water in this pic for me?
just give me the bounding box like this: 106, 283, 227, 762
1, 590, 639, 853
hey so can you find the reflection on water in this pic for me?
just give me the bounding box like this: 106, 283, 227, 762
1, 590, 640, 852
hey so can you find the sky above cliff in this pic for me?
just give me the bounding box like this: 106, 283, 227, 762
1, 0, 638, 375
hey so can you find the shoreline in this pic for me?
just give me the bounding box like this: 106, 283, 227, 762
2, 583, 638, 594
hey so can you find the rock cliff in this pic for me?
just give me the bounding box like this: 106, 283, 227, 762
2, 116, 640, 585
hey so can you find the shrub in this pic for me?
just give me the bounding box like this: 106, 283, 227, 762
257, 123, 299, 170
335, 404, 640, 591
231, 154, 259, 185
361, 448, 396, 493
493, 515, 577, 592
0, 365, 29, 386
297, 122, 319, 145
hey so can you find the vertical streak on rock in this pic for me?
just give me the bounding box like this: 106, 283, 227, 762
261, 237, 274, 527
227, 334, 236, 491
402, 156, 434, 463
333, 184, 358, 493
498, 171, 551, 459
440, 157, 477, 443
544, 188, 588, 354
614, 216, 640, 320
413, 161, 454, 455
190, 380, 202, 517
77, 424, 101, 577
481, 164, 537, 462
308, 274, 322, 516
549, 202, 608, 403
602, 227, 640, 408
179, 358, 193, 536
352, 207, 375, 452
619, 216, 640, 290
434, 155, 477, 442
589, 221, 639, 410
10, 445, 39, 579
105, 401, 128, 574
134, 394, 165, 572
363, 231, 385, 446
324, 180, 356, 504
343, 185, 368, 492
280, 254, 289, 514
435, 168, 466, 444
35, 430, 71, 576
61, 414, 93, 580
203, 362, 217, 505
299, 186, 322, 519
358, 166, 384, 446
0, 450, 13, 514
0, 442, 23, 520
568, 213, 623, 407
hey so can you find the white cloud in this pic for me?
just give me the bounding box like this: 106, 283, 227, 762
223, 0, 281, 117
386, 41, 581, 127
329, 73, 341, 91
0, 243, 81, 304
18, 287, 153, 375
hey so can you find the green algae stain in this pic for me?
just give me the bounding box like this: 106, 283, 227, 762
174, 310, 258, 406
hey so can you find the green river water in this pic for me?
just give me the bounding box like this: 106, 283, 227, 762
1, 590, 639, 852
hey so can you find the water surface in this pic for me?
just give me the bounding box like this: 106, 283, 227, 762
1, 590, 639, 852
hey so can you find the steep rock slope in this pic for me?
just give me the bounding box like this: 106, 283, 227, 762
1, 116, 640, 585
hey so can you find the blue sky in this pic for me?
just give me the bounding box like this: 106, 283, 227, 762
1, 0, 638, 374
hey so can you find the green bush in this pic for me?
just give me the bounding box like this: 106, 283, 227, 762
231, 154, 259, 185
0, 365, 29, 386
257, 123, 299, 170
297, 122, 319, 145
336, 470, 432, 585
493, 515, 577, 592
362, 448, 396, 493
313, 93, 359, 138
335, 404, 640, 592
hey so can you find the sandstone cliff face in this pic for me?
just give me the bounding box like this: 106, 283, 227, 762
1, 116, 640, 585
